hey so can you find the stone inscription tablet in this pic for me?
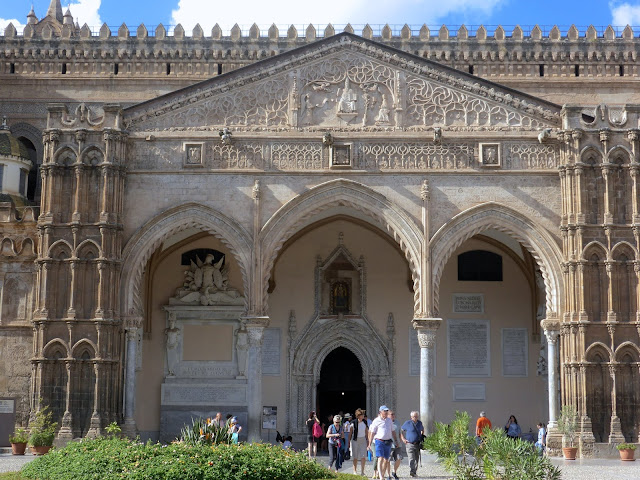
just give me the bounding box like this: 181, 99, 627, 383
502, 328, 528, 377
261, 328, 281, 375
162, 384, 246, 405
453, 294, 484, 313
452, 383, 486, 401
409, 326, 436, 377
447, 319, 490, 377
0, 400, 14, 414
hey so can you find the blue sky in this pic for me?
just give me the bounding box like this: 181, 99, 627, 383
1, 0, 640, 34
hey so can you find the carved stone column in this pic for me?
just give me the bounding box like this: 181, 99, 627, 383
122, 316, 142, 438
578, 363, 595, 458
608, 364, 626, 443
630, 166, 640, 223
412, 317, 441, 434
244, 315, 269, 443
542, 319, 562, 456
57, 360, 73, 439
601, 163, 613, 224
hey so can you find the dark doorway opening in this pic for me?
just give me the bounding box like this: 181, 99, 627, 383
316, 347, 366, 428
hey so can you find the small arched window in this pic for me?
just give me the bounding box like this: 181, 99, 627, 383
457, 250, 503, 281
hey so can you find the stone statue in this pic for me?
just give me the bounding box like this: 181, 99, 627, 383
170, 254, 244, 306
164, 315, 180, 377
337, 78, 357, 114
235, 320, 249, 378
375, 95, 391, 125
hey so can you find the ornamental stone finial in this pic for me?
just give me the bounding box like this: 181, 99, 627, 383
252, 179, 260, 200
219, 127, 232, 145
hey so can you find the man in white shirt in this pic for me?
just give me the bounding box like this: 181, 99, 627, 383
368, 405, 398, 480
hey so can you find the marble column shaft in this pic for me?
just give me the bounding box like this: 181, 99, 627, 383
122, 317, 141, 437
245, 316, 269, 443
413, 318, 441, 434
543, 321, 560, 428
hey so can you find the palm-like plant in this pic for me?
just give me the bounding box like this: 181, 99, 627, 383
179, 417, 233, 445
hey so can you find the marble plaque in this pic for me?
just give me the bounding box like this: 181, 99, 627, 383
502, 328, 528, 377
0, 400, 14, 414
452, 383, 486, 401
453, 294, 484, 313
409, 326, 436, 377
161, 383, 246, 405
447, 319, 490, 377
261, 328, 281, 375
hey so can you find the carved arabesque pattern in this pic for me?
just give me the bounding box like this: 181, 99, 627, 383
507, 143, 560, 169
212, 143, 265, 169
406, 74, 551, 128
270, 143, 324, 170
356, 142, 474, 170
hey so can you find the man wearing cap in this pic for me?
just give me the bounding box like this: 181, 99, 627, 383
368, 405, 398, 480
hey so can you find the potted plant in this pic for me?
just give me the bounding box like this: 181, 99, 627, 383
617, 443, 637, 461
557, 405, 578, 460
8, 428, 28, 455
28, 406, 57, 455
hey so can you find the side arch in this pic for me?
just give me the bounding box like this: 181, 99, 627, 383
430, 202, 564, 317
120, 203, 253, 316
260, 178, 423, 315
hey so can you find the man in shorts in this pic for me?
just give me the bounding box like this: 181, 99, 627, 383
368, 405, 398, 480
389, 410, 402, 480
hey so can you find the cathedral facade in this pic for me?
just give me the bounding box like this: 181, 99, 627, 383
0, 0, 639, 457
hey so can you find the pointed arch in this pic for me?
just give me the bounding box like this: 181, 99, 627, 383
71, 339, 97, 358
430, 202, 563, 317
614, 341, 640, 362
610, 241, 637, 261
76, 239, 101, 259
581, 241, 608, 261
580, 145, 603, 164
608, 145, 632, 165
43, 339, 70, 359
260, 179, 423, 315
585, 342, 613, 362
79, 145, 104, 166
120, 203, 252, 316
53, 145, 78, 165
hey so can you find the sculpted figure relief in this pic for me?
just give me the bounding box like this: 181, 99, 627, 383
170, 254, 244, 306
235, 320, 249, 378
165, 315, 180, 377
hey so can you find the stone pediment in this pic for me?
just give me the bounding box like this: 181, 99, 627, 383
124, 33, 560, 133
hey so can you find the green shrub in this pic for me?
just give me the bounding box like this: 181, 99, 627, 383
424, 411, 561, 480
21, 437, 334, 480
28, 406, 57, 447
9, 428, 28, 444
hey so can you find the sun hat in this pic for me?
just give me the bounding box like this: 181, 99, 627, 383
231, 416, 238, 424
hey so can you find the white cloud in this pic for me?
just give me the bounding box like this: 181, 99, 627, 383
0, 18, 25, 32
170, 0, 502, 34
610, 1, 640, 25
67, 0, 102, 27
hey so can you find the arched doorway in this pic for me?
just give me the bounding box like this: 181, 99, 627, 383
317, 347, 366, 423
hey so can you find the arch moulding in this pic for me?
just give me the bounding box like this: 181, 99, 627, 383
260, 178, 424, 314
120, 203, 253, 317
430, 202, 564, 318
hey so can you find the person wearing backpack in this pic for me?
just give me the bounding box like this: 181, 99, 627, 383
307, 411, 321, 458
327, 414, 345, 472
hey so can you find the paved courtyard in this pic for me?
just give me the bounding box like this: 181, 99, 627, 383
1, 452, 638, 479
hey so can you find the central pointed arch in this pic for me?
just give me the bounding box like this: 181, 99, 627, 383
260, 178, 423, 314
430, 202, 564, 317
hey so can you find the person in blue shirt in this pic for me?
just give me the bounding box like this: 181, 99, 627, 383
400, 411, 424, 478
535, 422, 546, 454
504, 415, 521, 439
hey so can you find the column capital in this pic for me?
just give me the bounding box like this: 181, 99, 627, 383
242, 315, 269, 346
124, 316, 142, 339
541, 319, 561, 344
413, 318, 441, 348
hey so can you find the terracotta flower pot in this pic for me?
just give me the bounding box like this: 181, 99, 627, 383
11, 442, 27, 455
30, 445, 52, 456
562, 446, 578, 460
619, 448, 636, 461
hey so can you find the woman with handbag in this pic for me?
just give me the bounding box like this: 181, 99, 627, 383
327, 415, 344, 472
307, 411, 321, 458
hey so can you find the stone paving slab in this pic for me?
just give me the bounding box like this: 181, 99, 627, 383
1, 452, 639, 479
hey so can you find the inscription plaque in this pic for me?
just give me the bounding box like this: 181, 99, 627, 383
261, 328, 281, 375
0, 399, 14, 414
447, 319, 490, 377
161, 383, 246, 406
452, 383, 486, 401
502, 328, 528, 377
453, 294, 484, 313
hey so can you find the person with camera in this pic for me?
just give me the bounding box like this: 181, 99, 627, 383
400, 411, 424, 478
